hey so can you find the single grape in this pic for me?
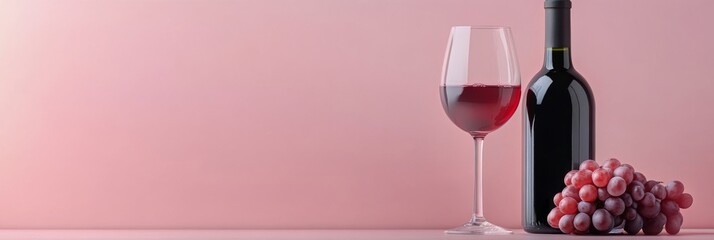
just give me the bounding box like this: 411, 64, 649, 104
572, 170, 593, 188
573, 212, 591, 232
598, 187, 610, 201
607, 176, 627, 197
579, 185, 597, 202
578, 201, 595, 215
559, 214, 576, 234
592, 209, 614, 232
651, 184, 667, 200
665, 212, 683, 235
614, 165, 634, 184
645, 180, 660, 192
562, 186, 581, 201
621, 193, 633, 207
676, 193, 693, 209
602, 158, 621, 170
633, 172, 647, 184
620, 163, 635, 172
623, 207, 637, 221
642, 213, 666, 235
559, 197, 578, 215
553, 192, 563, 206
547, 207, 564, 228
640, 192, 656, 207
624, 214, 644, 235
564, 170, 578, 186
661, 200, 680, 216
638, 200, 661, 219
665, 180, 684, 200
591, 168, 612, 188
630, 185, 645, 201
605, 197, 626, 216
579, 159, 599, 171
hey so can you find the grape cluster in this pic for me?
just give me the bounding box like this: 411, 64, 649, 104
547, 158, 694, 235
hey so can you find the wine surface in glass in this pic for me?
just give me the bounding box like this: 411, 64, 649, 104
440, 84, 521, 136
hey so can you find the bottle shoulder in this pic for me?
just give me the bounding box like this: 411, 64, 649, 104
527, 68, 591, 91
526, 68, 594, 104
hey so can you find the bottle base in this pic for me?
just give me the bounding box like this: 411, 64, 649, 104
523, 225, 562, 234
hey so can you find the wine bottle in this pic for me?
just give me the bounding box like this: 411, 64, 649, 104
523, 0, 595, 233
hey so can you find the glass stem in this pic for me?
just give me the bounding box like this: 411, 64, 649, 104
470, 136, 485, 223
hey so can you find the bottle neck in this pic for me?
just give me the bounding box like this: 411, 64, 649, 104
543, 0, 572, 69
544, 47, 572, 69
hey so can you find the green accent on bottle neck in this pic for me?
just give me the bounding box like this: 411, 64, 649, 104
548, 47, 569, 52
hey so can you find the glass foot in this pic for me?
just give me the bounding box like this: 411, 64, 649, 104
444, 216, 512, 235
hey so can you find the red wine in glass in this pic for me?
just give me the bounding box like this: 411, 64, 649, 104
441, 84, 521, 137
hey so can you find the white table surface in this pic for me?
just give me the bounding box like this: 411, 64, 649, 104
0, 229, 711, 239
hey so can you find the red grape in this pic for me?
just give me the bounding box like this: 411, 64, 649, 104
553, 192, 563, 206
564, 170, 578, 186
571, 170, 593, 188
579, 159, 599, 171
602, 158, 621, 170
677, 193, 693, 209
651, 184, 667, 200
559, 214, 576, 234
628, 182, 645, 201
559, 197, 578, 215
641, 192, 656, 207
665, 212, 683, 235
623, 207, 637, 221
605, 197, 625, 215
632, 187, 645, 202
592, 209, 614, 232
621, 193, 633, 207
620, 163, 635, 172
579, 185, 597, 202
638, 200, 661, 219
661, 200, 680, 217
597, 187, 610, 201
642, 213, 666, 235
633, 172, 647, 184
607, 176, 627, 197
614, 166, 634, 184
547, 207, 564, 228
578, 201, 595, 215
665, 181, 684, 200
573, 212, 591, 232
562, 186, 580, 201
591, 168, 612, 188
624, 214, 643, 235
645, 180, 660, 192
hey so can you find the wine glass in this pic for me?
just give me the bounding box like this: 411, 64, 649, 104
440, 26, 521, 234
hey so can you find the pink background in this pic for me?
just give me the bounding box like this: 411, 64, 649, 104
0, 0, 712, 229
